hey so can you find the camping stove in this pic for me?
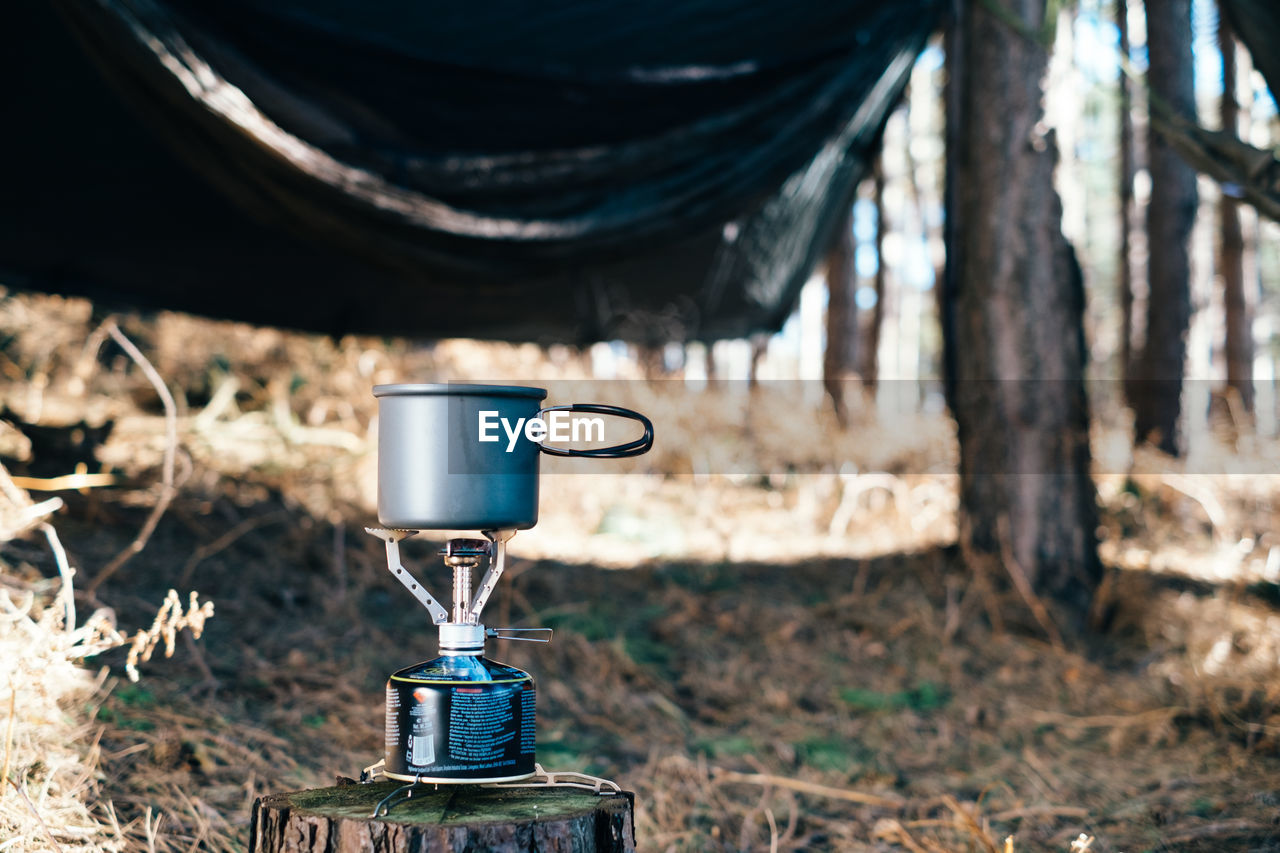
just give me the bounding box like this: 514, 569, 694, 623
365, 527, 545, 783
359, 383, 653, 792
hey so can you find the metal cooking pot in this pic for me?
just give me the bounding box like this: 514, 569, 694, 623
374, 383, 653, 530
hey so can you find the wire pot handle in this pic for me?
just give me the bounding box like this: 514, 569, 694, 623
536, 404, 653, 458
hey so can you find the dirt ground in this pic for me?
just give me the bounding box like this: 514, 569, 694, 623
2, 291, 1280, 852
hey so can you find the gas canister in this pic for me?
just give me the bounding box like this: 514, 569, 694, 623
383, 624, 536, 783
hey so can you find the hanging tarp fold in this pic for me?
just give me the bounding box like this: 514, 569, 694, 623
1, 0, 940, 341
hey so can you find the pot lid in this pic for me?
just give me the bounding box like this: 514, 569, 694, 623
373, 383, 547, 399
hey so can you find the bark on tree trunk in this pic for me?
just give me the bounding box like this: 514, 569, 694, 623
1132, 0, 1198, 454
860, 157, 886, 391
1218, 17, 1253, 417
637, 345, 665, 380
824, 210, 857, 427
1117, 0, 1137, 402
943, 0, 1101, 635
747, 333, 770, 389
251, 783, 635, 853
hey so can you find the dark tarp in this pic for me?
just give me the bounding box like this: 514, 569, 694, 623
1221, 0, 1280, 107
0, 0, 940, 343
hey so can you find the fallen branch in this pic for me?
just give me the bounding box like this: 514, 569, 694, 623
1161, 819, 1272, 845
87, 322, 177, 594
9, 472, 118, 492
1027, 707, 1184, 729
713, 767, 905, 808
988, 804, 1089, 822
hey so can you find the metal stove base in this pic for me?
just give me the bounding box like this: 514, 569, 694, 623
383, 769, 536, 785
360, 759, 623, 818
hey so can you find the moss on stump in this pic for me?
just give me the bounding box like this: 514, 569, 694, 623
250, 781, 635, 852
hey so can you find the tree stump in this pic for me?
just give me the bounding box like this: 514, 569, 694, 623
250, 782, 635, 852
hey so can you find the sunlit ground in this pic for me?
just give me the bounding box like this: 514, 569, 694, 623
3, 294, 1280, 851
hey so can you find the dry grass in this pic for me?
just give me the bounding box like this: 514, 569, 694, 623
1, 468, 122, 851
0, 584, 122, 852
1, 462, 226, 851
1, 290, 1279, 851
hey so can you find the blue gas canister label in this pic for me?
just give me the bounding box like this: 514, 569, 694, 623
384, 673, 535, 781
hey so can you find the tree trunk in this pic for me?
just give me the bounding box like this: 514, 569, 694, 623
747, 333, 769, 390
1218, 17, 1253, 417
824, 209, 857, 427
251, 783, 635, 853
860, 157, 886, 391
943, 0, 1101, 635
1117, 0, 1137, 402
1132, 0, 1198, 454
637, 345, 665, 380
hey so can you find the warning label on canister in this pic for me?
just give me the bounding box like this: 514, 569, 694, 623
385, 677, 535, 780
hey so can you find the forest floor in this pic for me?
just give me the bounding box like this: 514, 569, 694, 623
2, 290, 1279, 852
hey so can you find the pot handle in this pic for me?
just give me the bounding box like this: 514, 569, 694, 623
537, 404, 654, 458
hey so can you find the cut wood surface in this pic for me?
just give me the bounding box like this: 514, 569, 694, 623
250, 782, 635, 853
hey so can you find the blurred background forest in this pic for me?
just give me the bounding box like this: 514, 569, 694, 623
3, 0, 1280, 851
